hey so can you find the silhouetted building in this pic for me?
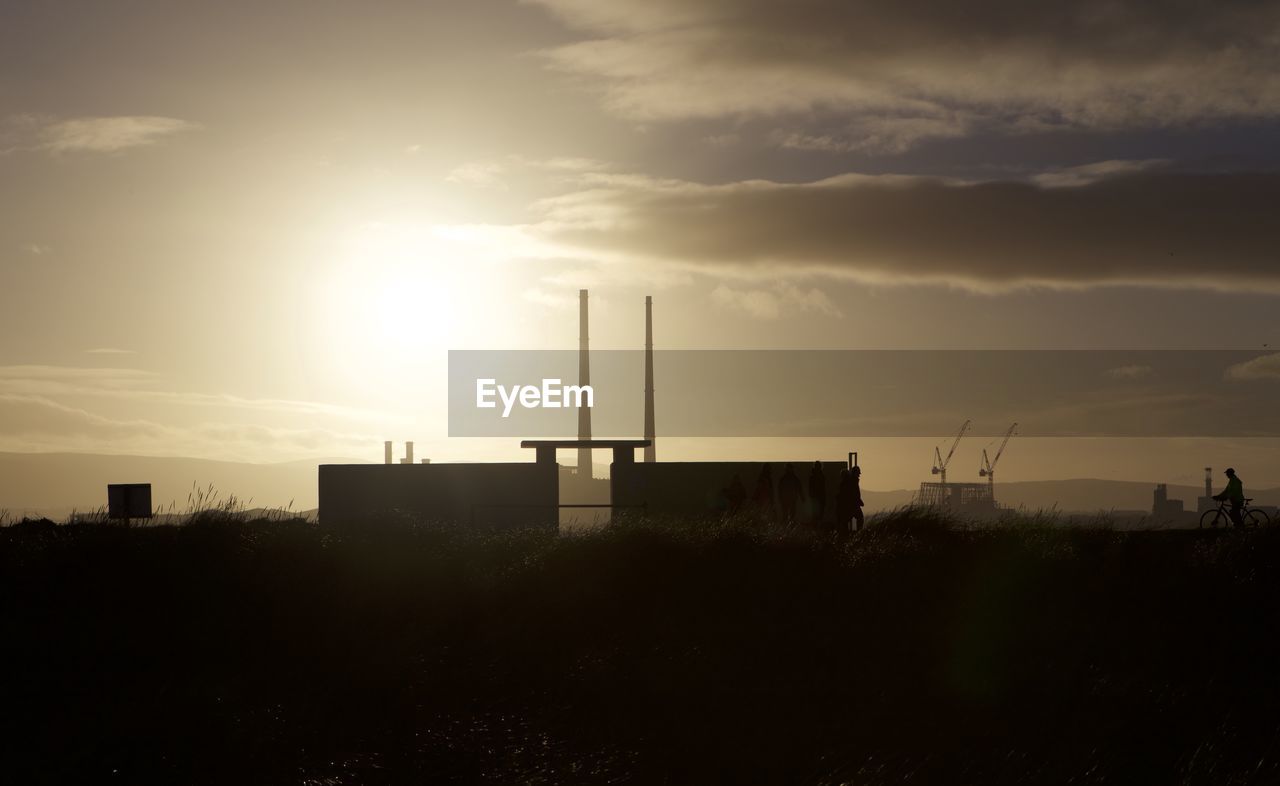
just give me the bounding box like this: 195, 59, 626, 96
1152, 483, 1185, 518
917, 481, 994, 512
1197, 466, 1216, 513
320, 462, 557, 530
808, 461, 826, 523
611, 460, 846, 522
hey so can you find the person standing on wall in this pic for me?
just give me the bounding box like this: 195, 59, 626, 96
836, 469, 855, 536
850, 464, 865, 531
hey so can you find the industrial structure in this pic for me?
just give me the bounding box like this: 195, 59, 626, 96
978, 423, 1017, 494
918, 419, 996, 512
1197, 467, 1215, 513
577, 289, 592, 482
917, 420, 1019, 515
321, 288, 863, 530
930, 420, 969, 486
1152, 483, 1185, 518
644, 295, 656, 463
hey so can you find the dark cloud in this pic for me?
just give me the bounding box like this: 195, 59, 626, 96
528, 0, 1280, 149
533, 169, 1280, 291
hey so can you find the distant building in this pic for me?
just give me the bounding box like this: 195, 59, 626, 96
916, 481, 996, 514
1152, 484, 1184, 518
1197, 467, 1216, 513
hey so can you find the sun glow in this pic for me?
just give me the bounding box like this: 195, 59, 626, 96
316, 221, 517, 400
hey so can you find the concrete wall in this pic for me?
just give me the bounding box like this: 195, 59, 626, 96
611, 461, 849, 522
319, 463, 558, 530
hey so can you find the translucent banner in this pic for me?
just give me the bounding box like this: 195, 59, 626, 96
447, 350, 1280, 437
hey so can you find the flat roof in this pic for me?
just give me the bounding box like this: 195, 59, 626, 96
520, 439, 652, 449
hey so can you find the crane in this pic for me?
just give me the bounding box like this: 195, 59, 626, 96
931, 420, 971, 485
978, 422, 1018, 493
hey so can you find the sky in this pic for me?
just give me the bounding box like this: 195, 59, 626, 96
2, 0, 1280, 492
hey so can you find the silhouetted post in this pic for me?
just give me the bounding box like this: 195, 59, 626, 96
644, 295, 656, 463
578, 289, 592, 480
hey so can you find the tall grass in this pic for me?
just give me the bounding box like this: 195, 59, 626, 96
1, 511, 1279, 783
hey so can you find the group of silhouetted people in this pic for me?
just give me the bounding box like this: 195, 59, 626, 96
722, 461, 864, 534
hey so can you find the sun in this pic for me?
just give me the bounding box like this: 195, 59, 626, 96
316, 221, 496, 395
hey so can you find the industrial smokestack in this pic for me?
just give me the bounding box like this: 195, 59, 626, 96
384, 441, 393, 465
403, 441, 414, 464
1205, 467, 1213, 498
577, 289, 592, 479
644, 295, 656, 463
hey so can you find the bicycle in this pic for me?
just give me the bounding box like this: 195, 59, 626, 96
1200, 498, 1271, 529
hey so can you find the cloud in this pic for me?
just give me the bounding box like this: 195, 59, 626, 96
528, 168, 1280, 292
0, 394, 166, 442
445, 161, 508, 189
1032, 159, 1172, 189
0, 394, 376, 460
0, 366, 391, 461
0, 365, 158, 389
711, 283, 842, 320
0, 365, 396, 422
538, 260, 695, 289
445, 156, 611, 190
527, 0, 1280, 150
711, 285, 781, 319
40, 116, 198, 154
1226, 353, 1280, 381
22, 243, 52, 257
1106, 365, 1154, 380
522, 287, 580, 311
516, 155, 610, 172
704, 133, 741, 148
770, 113, 972, 155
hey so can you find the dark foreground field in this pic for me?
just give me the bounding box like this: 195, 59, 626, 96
4, 513, 1280, 785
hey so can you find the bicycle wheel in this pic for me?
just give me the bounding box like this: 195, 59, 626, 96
1200, 509, 1224, 529
1246, 509, 1270, 528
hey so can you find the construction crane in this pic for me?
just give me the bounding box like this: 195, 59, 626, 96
978, 422, 1018, 493
931, 420, 971, 485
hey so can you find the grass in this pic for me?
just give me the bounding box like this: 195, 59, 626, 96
3, 511, 1280, 784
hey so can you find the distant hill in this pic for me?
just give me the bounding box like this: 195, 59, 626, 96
0, 452, 365, 521
868, 478, 1280, 514
2, 452, 1276, 522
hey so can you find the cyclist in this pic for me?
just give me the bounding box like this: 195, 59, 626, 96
1212, 467, 1246, 527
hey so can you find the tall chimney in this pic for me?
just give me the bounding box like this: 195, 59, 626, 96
1205, 467, 1212, 498
644, 295, 656, 463
384, 441, 393, 465
404, 441, 414, 464
577, 289, 592, 479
